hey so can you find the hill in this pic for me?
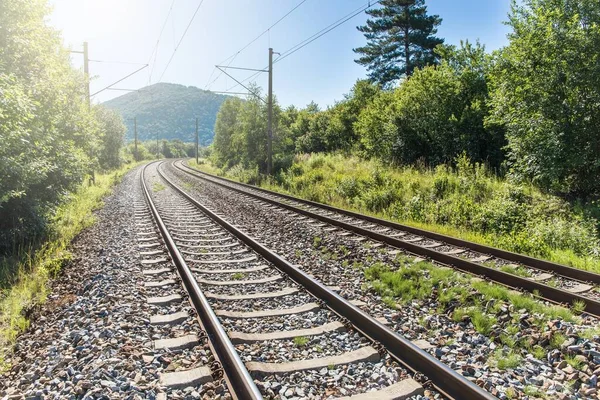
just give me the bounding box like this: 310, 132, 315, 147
103, 83, 232, 145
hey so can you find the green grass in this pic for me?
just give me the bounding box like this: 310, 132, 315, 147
564, 354, 585, 371
523, 386, 547, 399
550, 332, 567, 349
152, 182, 166, 192
362, 257, 578, 342
491, 349, 522, 370
231, 272, 245, 280
0, 162, 139, 369
187, 154, 600, 273
293, 336, 309, 347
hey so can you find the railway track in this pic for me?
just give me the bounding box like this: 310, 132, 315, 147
141, 162, 495, 399
172, 159, 600, 317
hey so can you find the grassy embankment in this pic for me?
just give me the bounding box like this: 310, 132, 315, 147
0, 162, 140, 368
187, 153, 600, 273
188, 155, 600, 372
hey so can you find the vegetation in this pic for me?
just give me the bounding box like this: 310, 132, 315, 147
0, 165, 136, 367
103, 82, 233, 145
0, 0, 129, 254
192, 153, 600, 272
488, 0, 600, 197
354, 0, 443, 85
207, 2, 600, 273
0, 0, 148, 365
293, 336, 309, 347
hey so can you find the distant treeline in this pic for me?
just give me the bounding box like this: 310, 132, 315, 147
211, 0, 600, 200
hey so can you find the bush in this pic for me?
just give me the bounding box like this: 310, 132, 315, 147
272, 153, 600, 272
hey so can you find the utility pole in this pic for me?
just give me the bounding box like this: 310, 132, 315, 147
134, 117, 138, 161
195, 118, 199, 164
157, 132, 159, 159
83, 42, 90, 109
267, 48, 274, 176
70, 42, 90, 109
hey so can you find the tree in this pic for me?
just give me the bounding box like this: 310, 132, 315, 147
357, 41, 505, 168
354, 0, 444, 86
488, 0, 600, 197
0, 0, 97, 252
212, 97, 243, 168
95, 106, 126, 170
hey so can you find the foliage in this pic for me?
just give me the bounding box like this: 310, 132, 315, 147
357, 41, 505, 168
103, 82, 232, 145
95, 106, 126, 170
212, 87, 285, 174
488, 0, 600, 197
0, 0, 100, 253
354, 0, 444, 86
241, 153, 599, 272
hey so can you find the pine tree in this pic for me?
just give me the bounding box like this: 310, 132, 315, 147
354, 0, 444, 86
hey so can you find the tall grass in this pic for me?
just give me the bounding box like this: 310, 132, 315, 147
0, 163, 139, 368
189, 154, 600, 273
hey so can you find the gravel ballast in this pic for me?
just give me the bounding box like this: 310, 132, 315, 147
0, 167, 227, 399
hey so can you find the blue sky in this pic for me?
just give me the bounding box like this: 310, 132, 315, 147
49, 0, 512, 108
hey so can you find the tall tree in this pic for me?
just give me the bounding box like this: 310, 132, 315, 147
488, 0, 600, 197
354, 0, 443, 86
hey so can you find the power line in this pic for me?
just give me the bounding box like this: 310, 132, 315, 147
220, 1, 379, 95
205, 0, 309, 90
91, 64, 148, 97
158, 0, 206, 83
148, 0, 176, 83
275, 0, 380, 64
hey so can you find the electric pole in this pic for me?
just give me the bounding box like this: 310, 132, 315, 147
157, 132, 159, 159
195, 118, 199, 164
134, 117, 138, 161
70, 42, 90, 109
83, 42, 90, 109
267, 48, 274, 176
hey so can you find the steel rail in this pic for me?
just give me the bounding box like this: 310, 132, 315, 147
176, 160, 600, 285
156, 162, 496, 400
172, 160, 600, 317
141, 163, 262, 400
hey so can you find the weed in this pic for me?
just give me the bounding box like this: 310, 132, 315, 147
293, 336, 309, 347
564, 354, 584, 370
550, 332, 567, 349
338, 245, 350, 256
580, 326, 600, 340
152, 182, 166, 192
328, 363, 335, 370
499, 264, 531, 278
313, 236, 322, 248
523, 386, 546, 398
231, 272, 245, 280
452, 308, 469, 323
530, 345, 546, 360
492, 349, 521, 370
470, 310, 496, 335
500, 333, 517, 348
571, 300, 586, 315
505, 387, 517, 399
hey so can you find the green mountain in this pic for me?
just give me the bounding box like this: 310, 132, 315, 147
103, 82, 232, 145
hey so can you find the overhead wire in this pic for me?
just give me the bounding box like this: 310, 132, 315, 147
158, 0, 206, 83
205, 0, 309, 90
147, 0, 176, 84
221, 0, 380, 94
274, 0, 381, 64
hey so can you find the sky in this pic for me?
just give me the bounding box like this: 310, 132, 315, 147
48, 0, 512, 108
